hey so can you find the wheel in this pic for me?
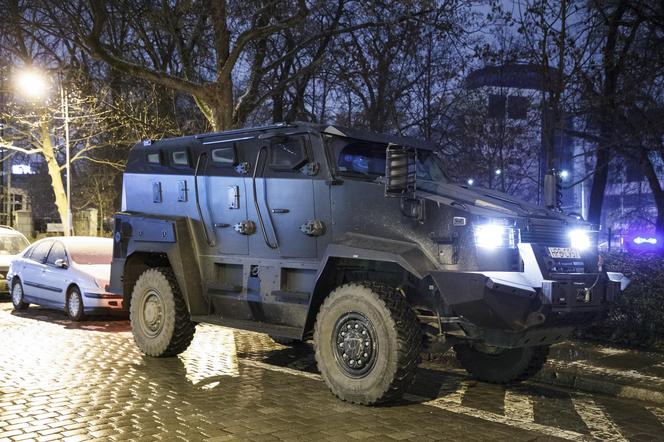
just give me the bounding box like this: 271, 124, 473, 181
66, 286, 85, 321
269, 335, 301, 346
130, 267, 196, 357
314, 282, 421, 405
454, 343, 550, 384
11, 280, 29, 310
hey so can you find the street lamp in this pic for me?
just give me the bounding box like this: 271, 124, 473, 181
14, 69, 48, 101
14, 67, 72, 236
467, 178, 475, 186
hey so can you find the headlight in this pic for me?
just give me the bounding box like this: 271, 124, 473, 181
474, 223, 516, 249
569, 229, 592, 251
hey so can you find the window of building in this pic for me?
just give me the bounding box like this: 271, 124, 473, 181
147, 152, 161, 164
172, 151, 190, 167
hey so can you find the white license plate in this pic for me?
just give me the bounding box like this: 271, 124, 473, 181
548, 247, 581, 259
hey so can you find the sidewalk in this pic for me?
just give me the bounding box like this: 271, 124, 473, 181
431, 340, 664, 405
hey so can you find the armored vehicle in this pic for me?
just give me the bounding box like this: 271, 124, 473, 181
110, 122, 626, 405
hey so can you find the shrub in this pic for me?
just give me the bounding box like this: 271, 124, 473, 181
576, 252, 664, 350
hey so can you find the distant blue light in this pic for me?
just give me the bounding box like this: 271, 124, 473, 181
633, 236, 658, 245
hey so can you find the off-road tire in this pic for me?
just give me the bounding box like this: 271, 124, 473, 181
11, 279, 29, 310
269, 335, 301, 346
66, 286, 85, 321
454, 344, 550, 384
130, 267, 196, 357
314, 282, 421, 405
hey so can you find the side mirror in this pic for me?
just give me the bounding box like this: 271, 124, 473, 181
54, 259, 68, 269
385, 144, 416, 198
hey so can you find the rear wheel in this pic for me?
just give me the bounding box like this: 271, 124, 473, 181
454, 343, 550, 384
11, 280, 28, 310
130, 267, 196, 357
314, 282, 421, 405
66, 286, 85, 321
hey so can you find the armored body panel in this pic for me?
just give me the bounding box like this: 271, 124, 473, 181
111, 122, 626, 404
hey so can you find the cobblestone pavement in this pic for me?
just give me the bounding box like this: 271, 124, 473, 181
1, 302, 663, 442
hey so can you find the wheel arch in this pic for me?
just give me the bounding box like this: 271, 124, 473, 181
303, 238, 437, 337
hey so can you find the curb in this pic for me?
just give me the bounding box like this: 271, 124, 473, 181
426, 352, 664, 405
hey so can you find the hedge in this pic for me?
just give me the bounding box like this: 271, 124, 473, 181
575, 252, 664, 351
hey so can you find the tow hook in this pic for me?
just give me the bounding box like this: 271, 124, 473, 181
577, 287, 592, 303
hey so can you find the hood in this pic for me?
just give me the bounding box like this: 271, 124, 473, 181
75, 264, 111, 285
0, 254, 18, 269
416, 180, 575, 221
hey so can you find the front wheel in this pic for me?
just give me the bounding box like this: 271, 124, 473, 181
314, 282, 421, 405
130, 267, 196, 357
66, 286, 85, 321
454, 344, 550, 384
11, 280, 29, 310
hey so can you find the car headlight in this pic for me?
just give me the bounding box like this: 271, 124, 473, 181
569, 229, 592, 251
474, 222, 516, 249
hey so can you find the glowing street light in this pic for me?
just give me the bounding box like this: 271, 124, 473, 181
13, 67, 72, 236
467, 178, 475, 186
559, 170, 570, 180
14, 69, 49, 101
495, 169, 502, 175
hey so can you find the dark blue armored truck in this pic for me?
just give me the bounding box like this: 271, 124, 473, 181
110, 122, 626, 405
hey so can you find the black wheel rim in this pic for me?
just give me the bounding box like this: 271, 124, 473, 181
332, 312, 378, 378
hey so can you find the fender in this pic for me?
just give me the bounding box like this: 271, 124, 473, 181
303, 233, 438, 335
110, 213, 208, 315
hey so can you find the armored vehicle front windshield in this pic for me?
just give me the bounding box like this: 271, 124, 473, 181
327, 138, 447, 182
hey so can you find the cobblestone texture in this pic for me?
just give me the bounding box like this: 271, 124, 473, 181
1, 302, 664, 441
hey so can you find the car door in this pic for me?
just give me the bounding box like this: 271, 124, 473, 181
204, 140, 250, 256
247, 134, 318, 259
41, 241, 69, 305
20, 240, 53, 302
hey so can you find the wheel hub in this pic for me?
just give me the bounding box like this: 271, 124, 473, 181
332, 313, 377, 378
141, 290, 164, 337
69, 294, 80, 315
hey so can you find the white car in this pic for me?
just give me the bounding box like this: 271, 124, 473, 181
0, 226, 31, 292
6, 236, 123, 320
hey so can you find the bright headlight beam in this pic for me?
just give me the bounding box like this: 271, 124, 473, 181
569, 229, 591, 251
475, 224, 506, 249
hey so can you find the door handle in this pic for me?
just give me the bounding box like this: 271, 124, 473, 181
271, 208, 289, 214
214, 223, 231, 228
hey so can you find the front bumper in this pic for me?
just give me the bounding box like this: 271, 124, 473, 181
431, 271, 623, 333
83, 292, 124, 311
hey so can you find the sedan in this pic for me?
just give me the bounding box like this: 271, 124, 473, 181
6, 236, 123, 321
0, 226, 31, 292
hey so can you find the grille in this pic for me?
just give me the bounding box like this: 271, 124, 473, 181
520, 220, 569, 247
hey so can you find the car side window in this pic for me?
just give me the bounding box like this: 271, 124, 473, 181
46, 242, 67, 266
29, 241, 53, 264
269, 137, 309, 171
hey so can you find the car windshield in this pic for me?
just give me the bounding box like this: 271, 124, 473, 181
332, 140, 448, 182
0, 234, 30, 255
68, 240, 113, 265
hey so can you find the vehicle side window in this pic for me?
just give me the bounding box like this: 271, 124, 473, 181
29, 241, 53, 263
269, 138, 308, 171
171, 151, 190, 167
337, 142, 386, 177
211, 146, 237, 166
46, 242, 67, 265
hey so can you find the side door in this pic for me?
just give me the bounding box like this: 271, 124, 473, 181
247, 134, 318, 259
41, 241, 69, 305
204, 140, 250, 256
21, 240, 53, 302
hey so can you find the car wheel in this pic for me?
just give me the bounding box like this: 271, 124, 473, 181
454, 344, 550, 384
11, 280, 29, 310
66, 286, 85, 321
314, 282, 421, 405
130, 267, 196, 357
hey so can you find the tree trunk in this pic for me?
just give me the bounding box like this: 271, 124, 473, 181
39, 120, 69, 234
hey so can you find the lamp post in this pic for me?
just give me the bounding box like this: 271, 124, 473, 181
14, 67, 72, 236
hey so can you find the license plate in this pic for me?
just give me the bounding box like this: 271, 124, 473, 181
548, 247, 581, 259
